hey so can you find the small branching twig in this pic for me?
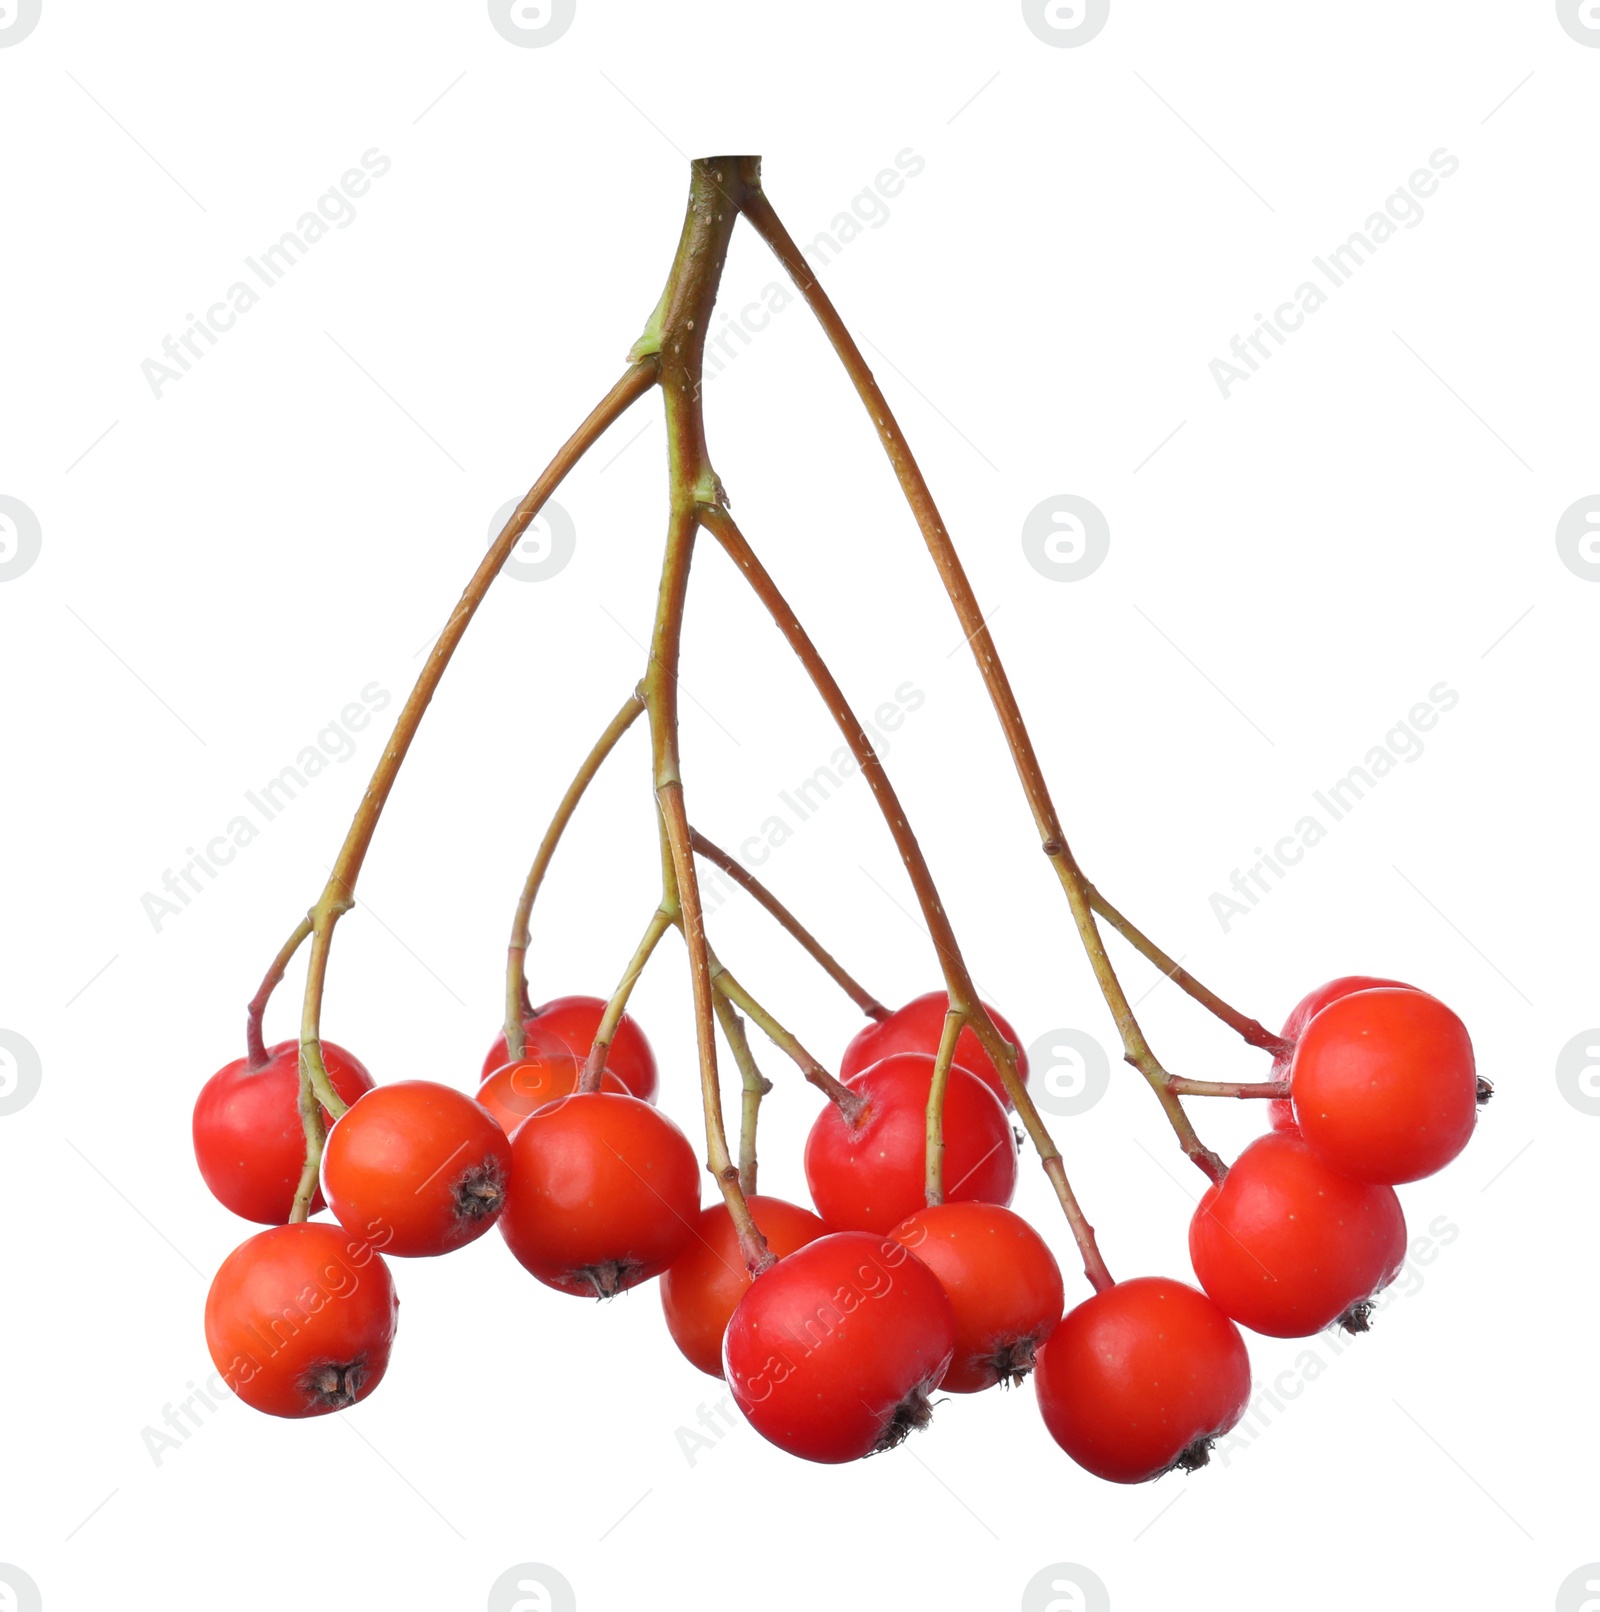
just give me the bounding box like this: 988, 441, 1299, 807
690, 828, 888, 1020
246, 917, 312, 1070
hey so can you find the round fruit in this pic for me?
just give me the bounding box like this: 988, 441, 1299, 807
320, 1081, 509, 1257
204, 1222, 399, 1418
804, 1053, 1018, 1235
1189, 1131, 1406, 1336
193, 1040, 375, 1224
723, 1231, 957, 1463
661, 1195, 828, 1377
841, 991, 1028, 1109
476, 1056, 626, 1138
1269, 976, 1416, 1131
890, 1202, 1064, 1392
499, 1093, 700, 1296
482, 994, 658, 1103
1034, 1276, 1251, 1483
1291, 987, 1476, 1183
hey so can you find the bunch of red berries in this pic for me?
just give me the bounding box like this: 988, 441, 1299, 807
194, 972, 1480, 1481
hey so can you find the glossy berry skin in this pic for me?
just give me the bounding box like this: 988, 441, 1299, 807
320, 1081, 509, 1257
1189, 1131, 1406, 1337
1269, 976, 1416, 1131
499, 1093, 700, 1297
1034, 1276, 1251, 1483
723, 1231, 957, 1464
890, 1203, 1064, 1392
1291, 987, 1476, 1184
476, 1057, 626, 1138
804, 1053, 1018, 1235
194, 1041, 374, 1224
661, 1195, 828, 1377
482, 994, 657, 1104
841, 991, 1029, 1110
205, 1223, 398, 1418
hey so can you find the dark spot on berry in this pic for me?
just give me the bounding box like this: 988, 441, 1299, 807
301, 1358, 366, 1410
870, 1383, 937, 1454
986, 1334, 1042, 1389
452, 1158, 506, 1222
1171, 1436, 1215, 1475
576, 1259, 643, 1299
1339, 1300, 1376, 1335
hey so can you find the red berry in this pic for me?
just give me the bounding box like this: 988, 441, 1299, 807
498, 1093, 700, 1296
660, 1195, 828, 1377
890, 1202, 1064, 1392
476, 1056, 626, 1138
1189, 1131, 1406, 1337
204, 1222, 399, 1418
841, 991, 1028, 1110
482, 994, 657, 1103
193, 1041, 374, 1224
1034, 1277, 1251, 1483
803, 1053, 1018, 1234
320, 1081, 509, 1257
1291, 987, 1476, 1183
723, 1231, 957, 1463
1269, 976, 1416, 1131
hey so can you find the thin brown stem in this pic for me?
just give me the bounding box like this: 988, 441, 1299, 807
691, 828, 888, 1020
743, 188, 1233, 1184
290, 358, 659, 1143
506, 687, 647, 1058
700, 501, 1112, 1291
247, 917, 312, 1069
1086, 883, 1290, 1057
924, 1008, 965, 1206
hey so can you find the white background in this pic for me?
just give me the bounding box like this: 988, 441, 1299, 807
2, 3, 1595, 1609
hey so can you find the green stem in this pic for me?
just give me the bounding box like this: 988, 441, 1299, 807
1169, 1076, 1290, 1099
924, 1008, 965, 1206
506, 686, 647, 1058
290, 359, 659, 1158
289, 1058, 325, 1224
705, 949, 865, 1121
576, 906, 672, 1092
641, 155, 773, 1277
712, 991, 771, 1194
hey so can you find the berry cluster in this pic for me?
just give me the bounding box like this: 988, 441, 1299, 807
191, 155, 1487, 1487
195, 974, 1481, 1479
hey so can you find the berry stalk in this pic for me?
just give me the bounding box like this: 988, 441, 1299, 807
924, 1007, 965, 1206
711, 992, 771, 1195
743, 188, 1254, 1181
506, 686, 647, 1059
700, 502, 1113, 1292
246, 917, 312, 1070
279, 358, 659, 1206
576, 906, 673, 1092
689, 829, 888, 1021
